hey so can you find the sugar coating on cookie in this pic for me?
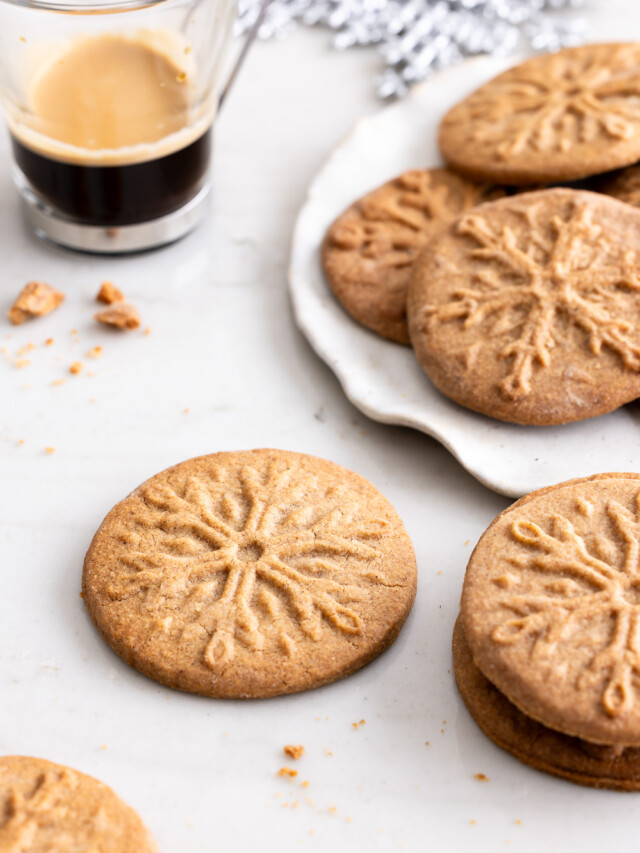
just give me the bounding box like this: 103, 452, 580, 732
461, 473, 640, 746
322, 169, 508, 345
439, 43, 640, 185
83, 449, 417, 699
408, 188, 640, 426
0, 755, 157, 852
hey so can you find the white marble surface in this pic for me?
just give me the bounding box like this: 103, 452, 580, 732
3, 4, 640, 851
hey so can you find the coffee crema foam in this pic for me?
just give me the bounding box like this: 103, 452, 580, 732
8, 31, 213, 166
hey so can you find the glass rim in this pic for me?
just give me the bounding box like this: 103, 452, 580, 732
0, 0, 169, 11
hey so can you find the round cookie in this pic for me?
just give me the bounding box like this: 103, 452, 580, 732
461, 473, 640, 746
597, 163, 640, 209
439, 43, 640, 185
321, 169, 508, 344
83, 449, 417, 699
453, 618, 640, 791
407, 188, 640, 426
0, 755, 156, 851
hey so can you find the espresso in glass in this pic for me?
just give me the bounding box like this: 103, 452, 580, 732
9, 32, 212, 227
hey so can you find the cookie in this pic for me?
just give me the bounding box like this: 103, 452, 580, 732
0, 755, 156, 851
83, 449, 417, 699
453, 618, 640, 791
461, 473, 640, 747
596, 162, 640, 209
439, 44, 640, 185
321, 169, 508, 344
407, 188, 640, 425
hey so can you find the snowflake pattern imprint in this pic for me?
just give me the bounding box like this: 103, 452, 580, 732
329, 171, 501, 273
2, 769, 78, 846
106, 460, 391, 668
423, 197, 640, 400
453, 46, 640, 160
492, 490, 640, 719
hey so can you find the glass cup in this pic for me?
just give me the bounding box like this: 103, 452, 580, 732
0, 0, 237, 253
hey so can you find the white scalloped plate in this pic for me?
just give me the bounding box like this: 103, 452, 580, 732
289, 55, 640, 498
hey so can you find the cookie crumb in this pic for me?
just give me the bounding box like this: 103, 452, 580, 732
8, 282, 65, 325
351, 719, 366, 729
278, 767, 298, 778
143, 326, 151, 336
470, 820, 476, 826
97, 281, 124, 304
95, 302, 141, 330
474, 773, 489, 782
464, 539, 470, 546
86, 346, 103, 359
45, 447, 56, 454
17, 439, 24, 446
45, 338, 54, 346
301, 780, 309, 789
328, 806, 337, 815
13, 358, 30, 368
70, 362, 83, 375
283, 745, 304, 760
52, 379, 66, 387
424, 741, 430, 746
324, 748, 333, 757
515, 820, 522, 826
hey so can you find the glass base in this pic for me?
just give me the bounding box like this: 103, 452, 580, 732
14, 170, 211, 254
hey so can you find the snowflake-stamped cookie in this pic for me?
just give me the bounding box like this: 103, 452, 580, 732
456, 473, 640, 789
439, 43, 640, 185
408, 188, 640, 425
321, 168, 507, 345
0, 755, 157, 850
82, 449, 417, 699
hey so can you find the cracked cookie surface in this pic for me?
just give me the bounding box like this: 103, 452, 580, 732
83, 449, 417, 698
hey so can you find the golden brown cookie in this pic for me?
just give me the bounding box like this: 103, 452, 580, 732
321, 169, 508, 344
407, 188, 640, 425
83, 449, 417, 699
596, 162, 640, 208
461, 473, 640, 747
0, 755, 156, 851
439, 44, 640, 185
453, 618, 640, 791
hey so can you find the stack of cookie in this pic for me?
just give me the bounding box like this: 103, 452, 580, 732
455, 473, 640, 791
322, 43, 640, 426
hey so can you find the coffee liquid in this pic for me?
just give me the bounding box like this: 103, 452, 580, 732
11, 130, 211, 226
10, 34, 212, 226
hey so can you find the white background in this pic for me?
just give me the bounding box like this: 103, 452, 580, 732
2, 2, 640, 851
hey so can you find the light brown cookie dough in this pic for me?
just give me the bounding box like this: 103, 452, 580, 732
322, 169, 508, 344
461, 473, 640, 747
407, 188, 640, 425
596, 162, 640, 209
0, 755, 157, 851
453, 618, 640, 791
83, 449, 417, 699
439, 44, 640, 185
